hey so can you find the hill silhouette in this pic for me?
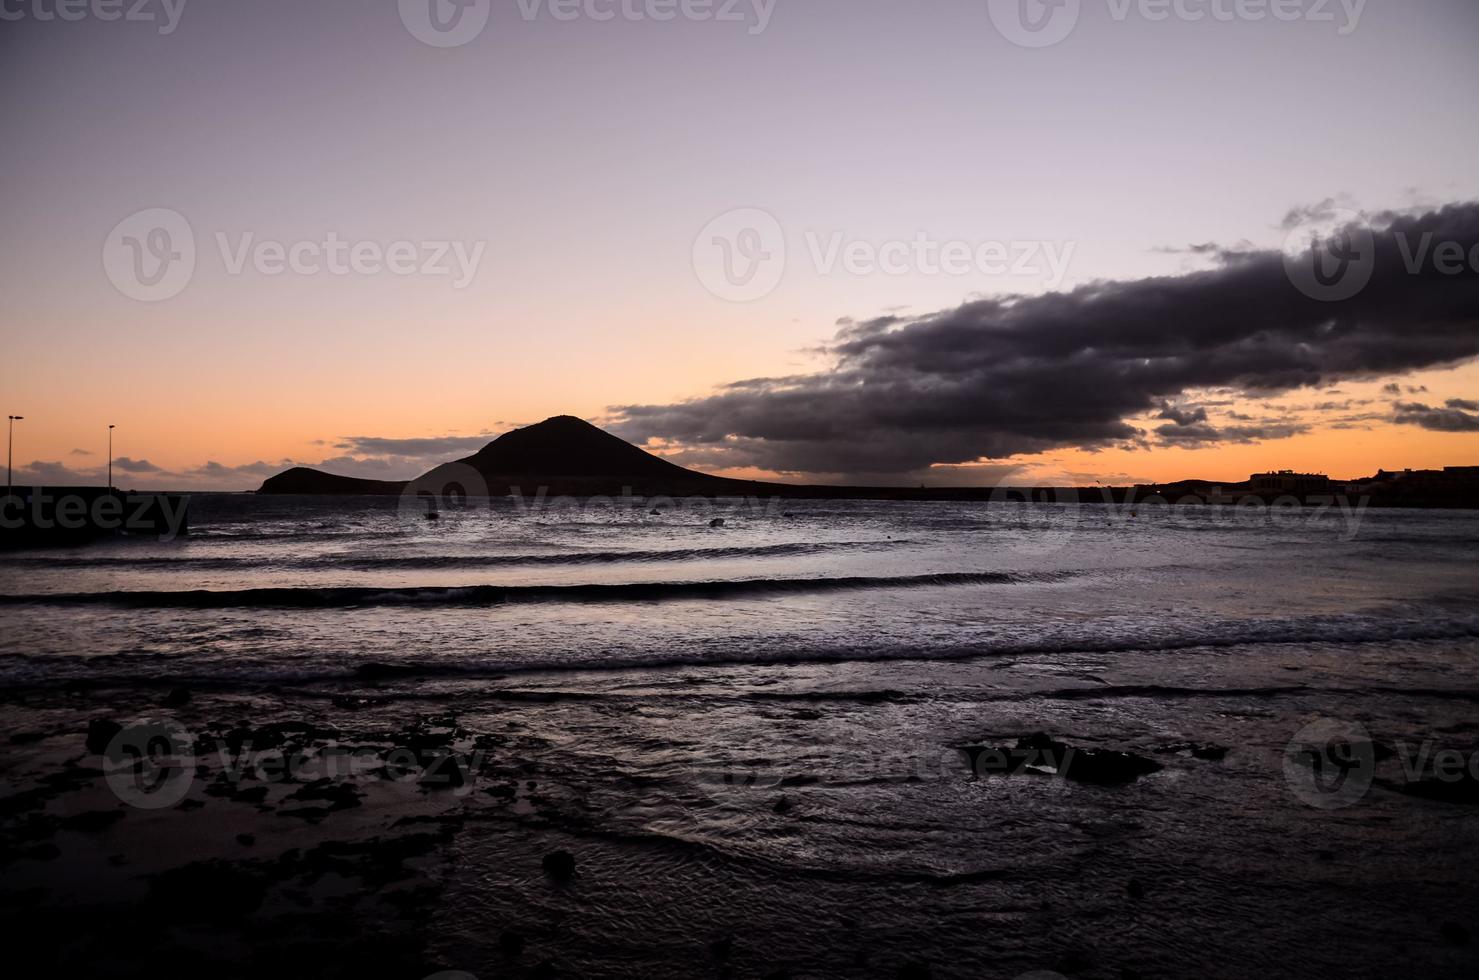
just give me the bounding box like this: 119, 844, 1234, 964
258, 416, 761, 497
255, 467, 410, 496
418, 415, 756, 496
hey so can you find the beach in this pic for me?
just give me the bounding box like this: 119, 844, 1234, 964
2, 495, 1478, 978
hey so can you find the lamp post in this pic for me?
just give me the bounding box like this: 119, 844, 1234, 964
108, 425, 116, 493
6, 415, 22, 499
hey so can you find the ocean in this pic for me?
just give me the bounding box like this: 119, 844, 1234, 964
2, 494, 1477, 978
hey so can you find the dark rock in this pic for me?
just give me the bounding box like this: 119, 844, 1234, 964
20, 842, 61, 861
1391, 773, 1479, 805
1440, 921, 1471, 946
499, 929, 526, 956
1056, 949, 1094, 974
710, 935, 734, 960
161, 687, 191, 708
356, 662, 419, 681
85, 718, 122, 755
709, 518, 726, 528
1127, 878, 1145, 900
964, 733, 1162, 786
148, 861, 266, 920
773, 796, 792, 815
419, 752, 467, 790
542, 849, 576, 882
232, 785, 270, 805
60, 810, 125, 833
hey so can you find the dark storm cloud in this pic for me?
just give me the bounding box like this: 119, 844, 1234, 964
613, 203, 1479, 477
1393, 402, 1479, 432
1157, 403, 1209, 426
1447, 398, 1479, 411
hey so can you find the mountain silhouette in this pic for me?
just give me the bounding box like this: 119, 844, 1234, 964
418, 415, 750, 496
258, 416, 757, 496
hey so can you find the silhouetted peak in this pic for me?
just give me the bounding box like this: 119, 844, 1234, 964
455, 415, 701, 482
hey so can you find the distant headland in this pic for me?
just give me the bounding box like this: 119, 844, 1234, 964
257, 416, 1479, 508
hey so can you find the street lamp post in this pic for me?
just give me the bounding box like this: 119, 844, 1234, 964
6, 415, 22, 499
108, 425, 116, 493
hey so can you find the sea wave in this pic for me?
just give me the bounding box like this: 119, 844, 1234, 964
0, 570, 1070, 609
0, 540, 900, 571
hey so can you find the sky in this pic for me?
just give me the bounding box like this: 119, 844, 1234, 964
2, 0, 1477, 490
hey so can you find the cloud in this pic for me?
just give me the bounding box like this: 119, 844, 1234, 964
189, 460, 282, 479
613, 202, 1479, 479
1154, 421, 1310, 447
113, 457, 164, 473
1447, 398, 1479, 411
69, 448, 94, 456
13, 460, 98, 485
1393, 401, 1479, 432
333, 434, 496, 458
1157, 402, 1209, 427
